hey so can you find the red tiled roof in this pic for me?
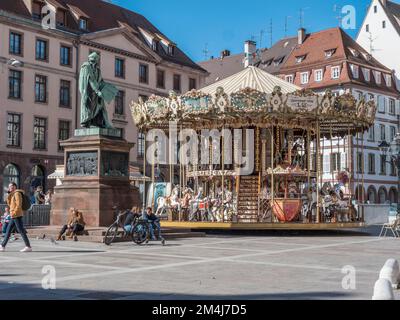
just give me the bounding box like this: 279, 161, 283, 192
280, 27, 398, 95
0, 0, 206, 72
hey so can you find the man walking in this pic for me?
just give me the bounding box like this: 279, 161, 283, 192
0, 183, 32, 252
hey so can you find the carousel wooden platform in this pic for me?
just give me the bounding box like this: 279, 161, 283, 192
161, 221, 366, 230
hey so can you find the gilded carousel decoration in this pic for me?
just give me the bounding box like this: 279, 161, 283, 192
130, 67, 376, 229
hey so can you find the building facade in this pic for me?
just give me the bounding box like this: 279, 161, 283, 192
279, 27, 400, 204
356, 0, 400, 89
0, 0, 207, 202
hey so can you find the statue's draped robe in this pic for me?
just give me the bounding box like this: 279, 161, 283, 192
79, 62, 118, 128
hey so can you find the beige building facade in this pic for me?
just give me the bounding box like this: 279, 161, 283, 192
0, 0, 207, 201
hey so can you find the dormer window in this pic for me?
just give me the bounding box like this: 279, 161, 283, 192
363, 53, 372, 61
385, 74, 392, 87
79, 18, 88, 30
263, 59, 273, 66
168, 45, 175, 56
374, 71, 382, 84
32, 1, 44, 20
349, 47, 360, 57
56, 10, 67, 27
273, 56, 285, 66
296, 55, 307, 64
362, 68, 371, 82
324, 48, 336, 58
152, 40, 159, 52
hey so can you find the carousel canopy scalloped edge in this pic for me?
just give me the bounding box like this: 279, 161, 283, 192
130, 86, 376, 135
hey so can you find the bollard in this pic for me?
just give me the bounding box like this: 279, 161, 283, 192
372, 278, 395, 300
379, 259, 400, 289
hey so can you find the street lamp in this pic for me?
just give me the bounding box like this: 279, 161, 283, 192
379, 133, 400, 217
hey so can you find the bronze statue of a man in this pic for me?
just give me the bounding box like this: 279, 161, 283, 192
79, 52, 118, 129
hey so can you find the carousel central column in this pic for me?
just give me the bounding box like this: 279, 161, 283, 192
271, 126, 275, 223
316, 120, 321, 224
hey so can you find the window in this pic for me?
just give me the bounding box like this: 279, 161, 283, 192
385, 74, 392, 87
58, 120, 70, 152
34, 117, 47, 150
168, 45, 175, 56
368, 154, 376, 174
139, 64, 148, 83
330, 153, 341, 172
325, 49, 336, 58
380, 124, 386, 142
362, 68, 370, 81
273, 56, 285, 66
366, 24, 370, 32
390, 127, 396, 142
357, 152, 363, 174
115, 58, 125, 78
139, 95, 148, 103
383, 21, 386, 29
35, 75, 47, 103
368, 125, 375, 141
300, 72, 309, 84
356, 90, 363, 101
374, 6, 377, 13
350, 64, 359, 78
9, 32, 23, 55
60, 45, 72, 66
380, 155, 387, 175
138, 132, 145, 158
374, 71, 382, 84
296, 55, 306, 63
2, 164, 20, 202
79, 18, 88, 30
285, 75, 294, 83
56, 10, 66, 27
173, 74, 181, 93
390, 160, 396, 176
9, 70, 22, 99
32, 1, 43, 19
189, 78, 197, 90
314, 69, 323, 82
115, 90, 125, 115
60, 80, 71, 107
156, 69, 165, 89
152, 40, 159, 51
7, 113, 21, 147
36, 39, 48, 61
331, 66, 340, 79
389, 99, 395, 115
377, 96, 386, 113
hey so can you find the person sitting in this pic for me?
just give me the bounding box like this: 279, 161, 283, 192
123, 206, 141, 235
57, 208, 86, 241
144, 207, 165, 245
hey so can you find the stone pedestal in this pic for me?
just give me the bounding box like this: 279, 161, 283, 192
51, 130, 140, 227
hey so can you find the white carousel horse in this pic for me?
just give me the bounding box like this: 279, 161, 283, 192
214, 189, 234, 222
155, 185, 181, 217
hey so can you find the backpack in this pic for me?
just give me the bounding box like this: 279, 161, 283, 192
18, 192, 32, 211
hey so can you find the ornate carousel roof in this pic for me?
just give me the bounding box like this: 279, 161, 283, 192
200, 66, 300, 95
130, 66, 376, 136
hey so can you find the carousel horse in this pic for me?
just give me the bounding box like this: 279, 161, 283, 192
259, 186, 272, 222
189, 188, 213, 222
214, 189, 234, 222
155, 185, 181, 217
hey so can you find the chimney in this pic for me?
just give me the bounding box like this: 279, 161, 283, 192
298, 28, 306, 45
244, 40, 257, 68
381, 0, 387, 7
220, 50, 231, 58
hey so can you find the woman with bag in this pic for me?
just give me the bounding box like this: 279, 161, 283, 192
57, 208, 86, 241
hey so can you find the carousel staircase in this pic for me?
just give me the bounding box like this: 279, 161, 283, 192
237, 176, 259, 223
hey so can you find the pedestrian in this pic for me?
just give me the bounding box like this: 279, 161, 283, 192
34, 186, 45, 205
56, 208, 86, 241
0, 183, 32, 252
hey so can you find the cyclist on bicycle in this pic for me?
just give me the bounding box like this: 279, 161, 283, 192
123, 206, 141, 234
144, 207, 165, 245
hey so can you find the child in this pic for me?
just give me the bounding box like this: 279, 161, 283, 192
1, 207, 17, 241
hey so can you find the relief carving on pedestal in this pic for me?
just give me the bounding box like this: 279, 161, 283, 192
101, 152, 129, 177
66, 152, 98, 176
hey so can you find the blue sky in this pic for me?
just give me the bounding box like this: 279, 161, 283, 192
112, 0, 374, 62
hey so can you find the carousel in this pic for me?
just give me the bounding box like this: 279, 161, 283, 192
130, 66, 376, 230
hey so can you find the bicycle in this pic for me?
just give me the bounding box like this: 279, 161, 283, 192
132, 218, 166, 246
104, 207, 135, 246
